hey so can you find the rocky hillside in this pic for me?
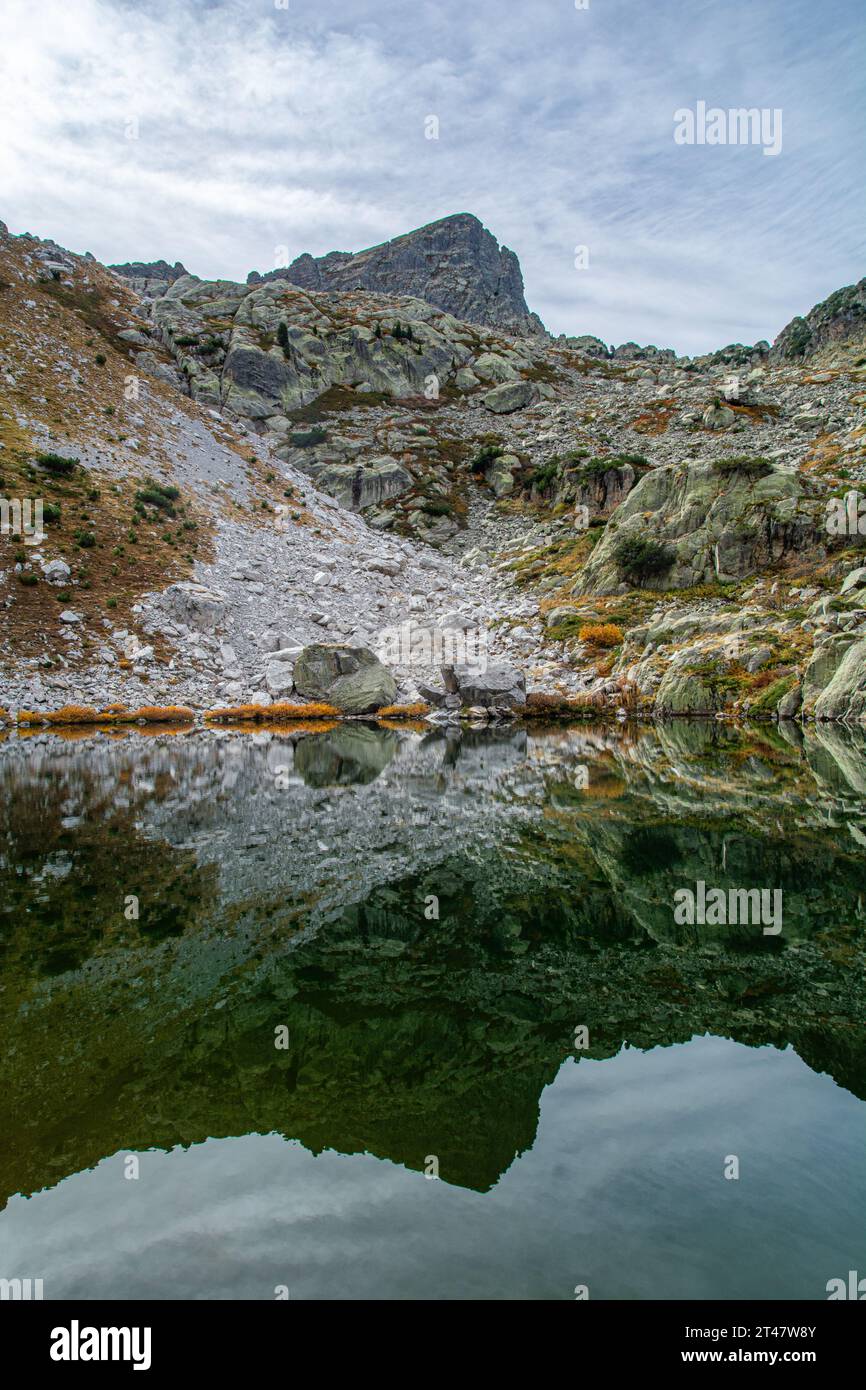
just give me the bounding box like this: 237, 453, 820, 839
243, 213, 546, 337
770, 277, 866, 363
1, 212, 865, 723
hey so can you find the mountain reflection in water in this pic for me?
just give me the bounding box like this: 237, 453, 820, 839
0, 719, 863, 1298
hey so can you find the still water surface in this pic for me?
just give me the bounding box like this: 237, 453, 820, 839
1, 719, 863, 1299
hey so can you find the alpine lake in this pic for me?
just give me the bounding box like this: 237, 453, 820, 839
0, 717, 863, 1300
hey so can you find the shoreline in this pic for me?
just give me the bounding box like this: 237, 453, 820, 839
2, 703, 865, 732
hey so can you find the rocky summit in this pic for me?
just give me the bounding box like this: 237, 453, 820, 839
244, 213, 546, 338
1, 212, 866, 725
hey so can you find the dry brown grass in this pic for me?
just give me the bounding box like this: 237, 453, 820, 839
376, 718, 430, 733
630, 402, 676, 435
376, 702, 431, 718
519, 690, 608, 718
115, 705, 195, 723
16, 703, 195, 726
579, 623, 624, 648
204, 701, 341, 723
17, 704, 102, 725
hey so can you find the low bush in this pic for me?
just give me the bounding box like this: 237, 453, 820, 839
712, 455, 773, 477
289, 427, 327, 448
614, 534, 676, 581
579, 622, 624, 647
34, 452, 78, 474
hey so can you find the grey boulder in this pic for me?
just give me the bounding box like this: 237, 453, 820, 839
480, 381, 537, 414
293, 643, 397, 713
441, 662, 526, 708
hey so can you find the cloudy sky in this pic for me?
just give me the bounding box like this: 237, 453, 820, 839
1, 0, 862, 353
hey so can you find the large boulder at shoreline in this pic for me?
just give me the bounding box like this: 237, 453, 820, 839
442, 662, 526, 709
293, 643, 397, 713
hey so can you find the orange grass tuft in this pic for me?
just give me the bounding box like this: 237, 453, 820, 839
116, 705, 195, 723
376, 702, 431, 718
17, 703, 195, 727
520, 690, 608, 718
579, 623, 624, 648
204, 701, 341, 723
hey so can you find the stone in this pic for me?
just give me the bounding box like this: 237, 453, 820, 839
265, 662, 295, 696
163, 582, 227, 632
43, 559, 71, 583
368, 557, 404, 576
840, 566, 866, 595
575, 459, 821, 596
654, 669, 722, 715
702, 403, 737, 430
812, 639, 866, 721
481, 381, 537, 414
293, 643, 397, 713
441, 662, 526, 708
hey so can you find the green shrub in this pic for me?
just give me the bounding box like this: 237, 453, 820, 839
468, 441, 504, 471
712, 455, 773, 477
95, 353, 106, 366
75, 530, 96, 548
42, 502, 62, 524
277, 322, 290, 356
614, 534, 676, 581
35, 452, 78, 475
528, 459, 560, 490
17, 571, 38, 586
289, 427, 327, 448
576, 453, 649, 482
135, 479, 180, 513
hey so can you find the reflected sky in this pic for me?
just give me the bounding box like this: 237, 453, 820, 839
2, 1035, 861, 1301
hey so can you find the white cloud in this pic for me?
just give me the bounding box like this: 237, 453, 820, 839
0, 0, 862, 353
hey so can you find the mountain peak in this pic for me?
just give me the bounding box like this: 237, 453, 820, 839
246, 214, 546, 336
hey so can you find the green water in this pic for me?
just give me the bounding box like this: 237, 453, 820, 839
0, 720, 864, 1299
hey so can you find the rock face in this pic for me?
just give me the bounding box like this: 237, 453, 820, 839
246, 214, 546, 337
770, 278, 866, 362
109, 258, 189, 298
805, 637, 866, 722
293, 644, 397, 713
654, 669, 723, 716
576, 459, 823, 595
